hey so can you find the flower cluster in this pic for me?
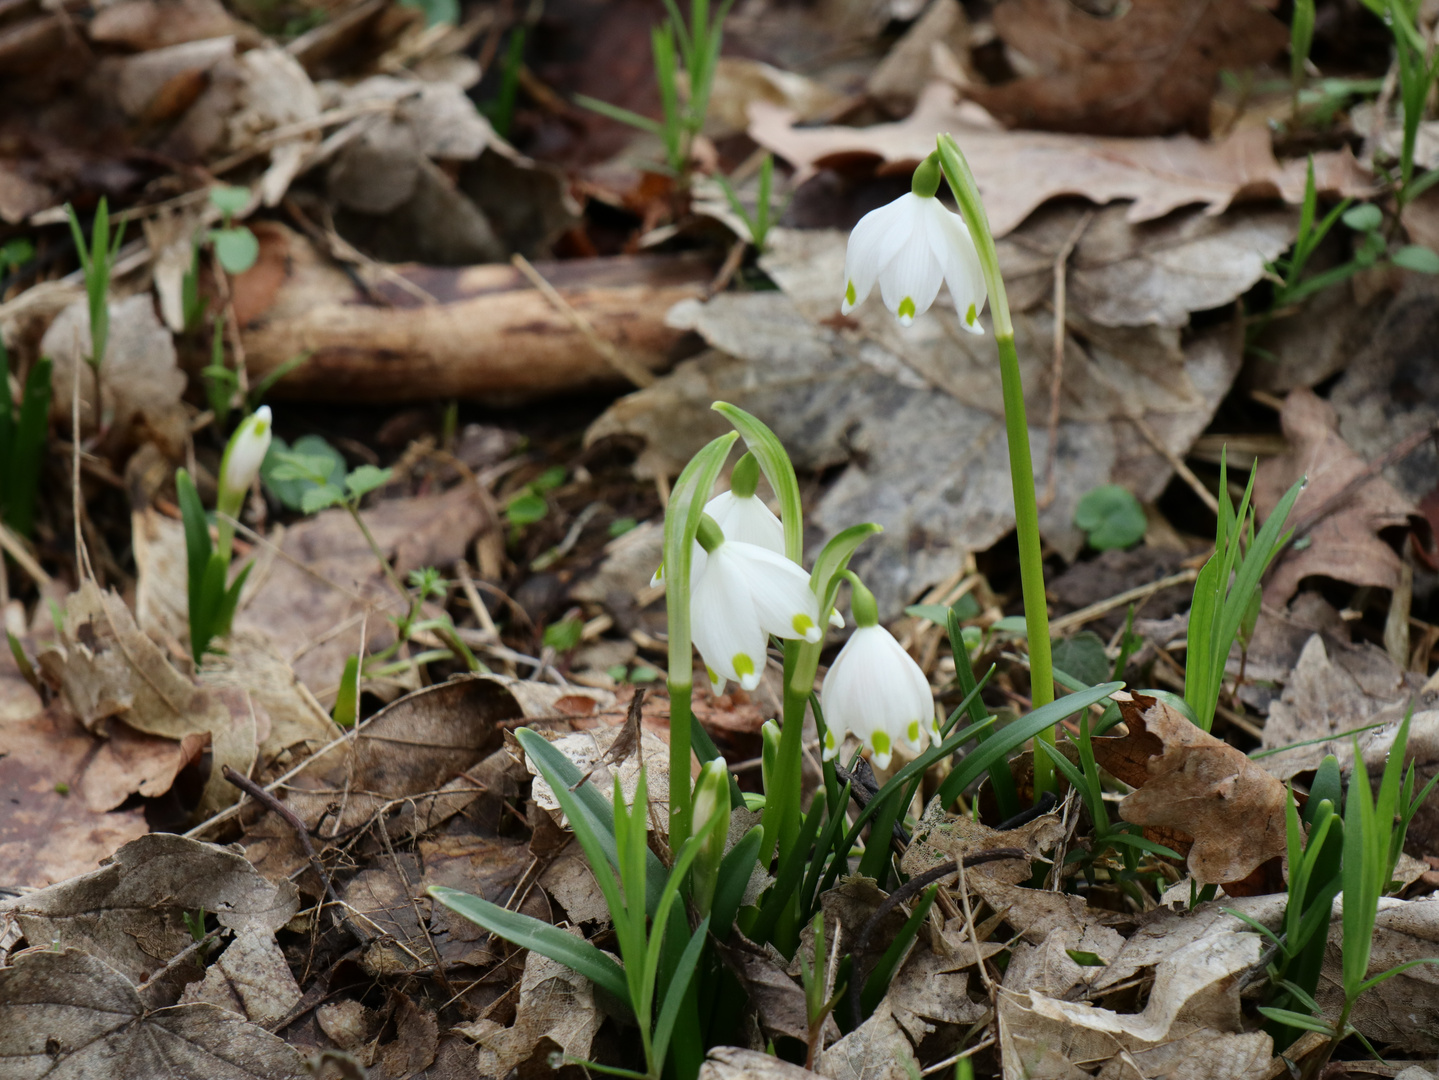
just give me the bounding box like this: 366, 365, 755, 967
673, 454, 937, 769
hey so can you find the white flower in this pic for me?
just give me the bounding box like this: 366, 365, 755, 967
705, 489, 784, 554
650, 488, 785, 589
820, 625, 936, 770
841, 192, 987, 332
222, 406, 272, 496
692, 539, 822, 695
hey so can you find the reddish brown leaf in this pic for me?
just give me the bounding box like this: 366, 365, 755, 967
969, 0, 1288, 137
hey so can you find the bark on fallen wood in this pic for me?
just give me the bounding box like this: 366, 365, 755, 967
235, 223, 712, 403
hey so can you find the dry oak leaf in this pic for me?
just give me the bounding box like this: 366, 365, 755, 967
1092, 694, 1289, 885
969, 0, 1288, 137
749, 82, 1371, 238
0, 948, 306, 1080
1255, 387, 1426, 606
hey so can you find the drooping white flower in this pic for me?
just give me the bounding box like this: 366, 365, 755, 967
221, 406, 273, 498
820, 575, 936, 770
704, 489, 784, 554
692, 537, 822, 696
841, 191, 987, 333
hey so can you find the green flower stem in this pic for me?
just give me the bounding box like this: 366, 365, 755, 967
664, 433, 740, 850
936, 134, 1055, 796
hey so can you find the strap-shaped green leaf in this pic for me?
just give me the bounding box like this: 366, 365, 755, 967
713, 825, 763, 936
428, 885, 629, 1005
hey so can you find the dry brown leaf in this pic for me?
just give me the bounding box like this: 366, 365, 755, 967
177, 925, 301, 1026
88, 0, 240, 48
750, 82, 1370, 238
818, 1004, 920, 1080
1256, 388, 1424, 605
234, 484, 487, 696
865, 0, 973, 116
970, 0, 1287, 137
0, 948, 307, 1080
716, 932, 831, 1045
4, 834, 297, 987
523, 723, 668, 838
0, 162, 54, 224
240, 675, 604, 880
453, 942, 604, 1076
1092, 694, 1289, 885
0, 702, 154, 889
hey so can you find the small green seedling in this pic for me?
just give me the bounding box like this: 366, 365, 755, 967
1074, 484, 1146, 550
66, 199, 126, 369
0, 238, 34, 276
715, 153, 786, 251
208, 186, 259, 275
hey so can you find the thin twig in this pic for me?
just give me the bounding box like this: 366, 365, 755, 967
0, 520, 51, 587
375, 811, 457, 1000
1048, 568, 1200, 635
511, 253, 656, 388
220, 764, 372, 943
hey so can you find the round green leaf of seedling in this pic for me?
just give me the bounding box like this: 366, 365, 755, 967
506, 492, 548, 526
542, 618, 583, 653
608, 516, 638, 537
531, 466, 567, 493
1074, 484, 1146, 550
345, 464, 393, 500
212, 227, 259, 274
1354, 228, 1386, 267
1342, 204, 1382, 232
209, 185, 251, 218
1392, 244, 1439, 274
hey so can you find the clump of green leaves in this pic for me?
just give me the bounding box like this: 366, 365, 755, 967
0, 341, 53, 538
715, 153, 785, 251
576, 0, 734, 176
177, 468, 254, 664
1252, 714, 1438, 1075
1183, 452, 1302, 732
65, 198, 126, 369
1074, 484, 1146, 551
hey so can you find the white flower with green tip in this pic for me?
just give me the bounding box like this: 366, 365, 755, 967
841, 153, 987, 332
691, 514, 822, 696
821, 574, 936, 770
220, 406, 272, 499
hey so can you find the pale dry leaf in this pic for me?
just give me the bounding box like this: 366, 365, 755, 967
523, 724, 669, 836
901, 797, 1063, 884
882, 940, 988, 1046
44, 294, 187, 451
706, 57, 845, 139
999, 201, 1295, 329
589, 228, 1240, 616
866, 0, 973, 116
970, 0, 1287, 137
0, 948, 306, 1080
1004, 922, 1127, 1000
89, 0, 239, 50
749, 82, 1371, 237
700, 1047, 824, 1080
110, 36, 235, 119
199, 629, 340, 762
6, 832, 298, 988
1255, 388, 1424, 605
969, 877, 1129, 946
818, 1003, 920, 1080
0, 162, 53, 224
1259, 634, 1423, 780
1091, 694, 1290, 885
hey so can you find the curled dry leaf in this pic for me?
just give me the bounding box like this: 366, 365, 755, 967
749, 82, 1371, 238
522, 723, 669, 837
1255, 388, 1425, 606
0, 949, 306, 1080
998, 931, 1270, 1080
4, 832, 298, 988
36, 581, 257, 819
1092, 694, 1290, 885
969, 0, 1287, 137
901, 796, 1064, 884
